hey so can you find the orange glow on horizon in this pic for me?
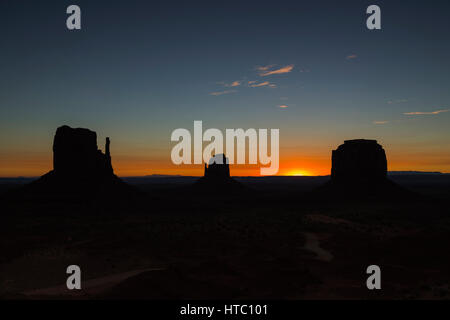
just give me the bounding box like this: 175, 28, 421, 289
1, 149, 450, 177
285, 169, 313, 177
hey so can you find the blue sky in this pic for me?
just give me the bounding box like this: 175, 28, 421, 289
1, 0, 450, 176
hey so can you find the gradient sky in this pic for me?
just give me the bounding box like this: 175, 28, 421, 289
1, 0, 450, 177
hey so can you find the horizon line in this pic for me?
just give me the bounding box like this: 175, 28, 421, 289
1, 170, 449, 179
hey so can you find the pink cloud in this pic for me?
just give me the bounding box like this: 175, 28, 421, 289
259, 65, 294, 77
209, 90, 237, 96
225, 81, 241, 87
404, 109, 449, 115
250, 81, 271, 88
256, 65, 275, 72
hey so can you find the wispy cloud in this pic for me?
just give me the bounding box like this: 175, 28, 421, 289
256, 65, 275, 72
279, 105, 289, 109
249, 81, 276, 88
251, 81, 269, 87
373, 121, 388, 125
404, 109, 449, 115
259, 64, 294, 77
217, 80, 241, 88
388, 99, 408, 104
209, 90, 237, 96
224, 81, 241, 87
346, 54, 358, 60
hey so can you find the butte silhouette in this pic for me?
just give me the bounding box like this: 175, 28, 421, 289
21, 125, 133, 198
332, 139, 387, 183
204, 154, 230, 180
317, 139, 410, 199
193, 154, 244, 193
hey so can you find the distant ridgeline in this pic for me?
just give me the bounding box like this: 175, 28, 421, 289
388, 171, 445, 176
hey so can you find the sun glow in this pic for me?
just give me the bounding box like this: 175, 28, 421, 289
286, 170, 311, 177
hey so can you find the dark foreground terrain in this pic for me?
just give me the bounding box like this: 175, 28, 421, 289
0, 175, 449, 300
